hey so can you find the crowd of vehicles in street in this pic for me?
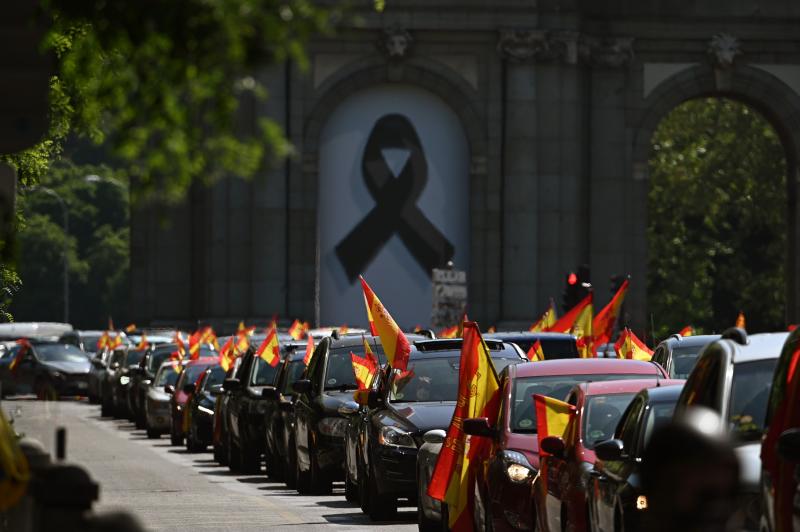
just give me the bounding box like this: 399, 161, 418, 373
1, 320, 799, 531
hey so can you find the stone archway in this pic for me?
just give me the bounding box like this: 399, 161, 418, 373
296, 59, 489, 325
630, 63, 800, 325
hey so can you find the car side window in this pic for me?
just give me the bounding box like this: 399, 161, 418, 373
682, 351, 721, 408
306, 343, 325, 393
618, 397, 644, 458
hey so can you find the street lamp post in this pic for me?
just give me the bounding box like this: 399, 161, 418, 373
27, 186, 69, 323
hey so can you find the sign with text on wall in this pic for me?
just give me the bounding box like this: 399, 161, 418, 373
318, 84, 470, 329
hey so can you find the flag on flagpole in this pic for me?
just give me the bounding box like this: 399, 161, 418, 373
124, 323, 137, 333
363, 292, 378, 336
97, 331, 110, 351
8, 339, 31, 373
614, 328, 653, 361
548, 293, 593, 334
592, 279, 629, 348
527, 340, 544, 362
530, 299, 557, 332
108, 332, 123, 350
218, 337, 236, 371
735, 311, 746, 329
427, 322, 501, 531
288, 319, 305, 340
135, 333, 149, 351
360, 276, 411, 372
439, 325, 459, 339
255, 327, 281, 367
533, 394, 576, 454
678, 325, 694, 337
302, 334, 315, 366
351, 352, 378, 390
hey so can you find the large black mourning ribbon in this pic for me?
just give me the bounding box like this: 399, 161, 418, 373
336, 114, 454, 281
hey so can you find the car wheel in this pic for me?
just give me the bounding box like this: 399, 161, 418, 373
240, 432, 261, 474
170, 419, 183, 446
367, 462, 397, 521
345, 472, 358, 503
228, 430, 242, 472
146, 428, 160, 439
266, 450, 284, 481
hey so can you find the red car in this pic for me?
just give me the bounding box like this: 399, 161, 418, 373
464, 358, 668, 532
167, 357, 217, 446
532, 378, 683, 532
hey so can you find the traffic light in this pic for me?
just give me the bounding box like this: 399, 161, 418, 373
562, 265, 592, 311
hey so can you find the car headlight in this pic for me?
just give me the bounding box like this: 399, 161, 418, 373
636, 495, 648, 510
501, 450, 534, 483
318, 417, 348, 438
198, 405, 214, 416
119, 376, 130, 385
176, 404, 183, 412
378, 425, 416, 448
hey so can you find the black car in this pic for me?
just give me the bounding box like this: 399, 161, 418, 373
485, 331, 578, 359
100, 348, 127, 416
345, 338, 526, 520
185, 364, 226, 452
650, 334, 719, 379
58, 330, 106, 358
225, 348, 283, 473
212, 352, 242, 465
110, 348, 147, 419
292, 334, 388, 495
0, 341, 91, 399
263, 344, 307, 484
588, 383, 685, 532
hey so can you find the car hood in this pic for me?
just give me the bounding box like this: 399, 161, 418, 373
320, 390, 357, 414
735, 442, 762, 492
42, 360, 91, 375
147, 388, 170, 403
388, 402, 456, 434
506, 432, 540, 469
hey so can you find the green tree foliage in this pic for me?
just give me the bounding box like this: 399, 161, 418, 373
648, 98, 787, 337
11, 162, 129, 328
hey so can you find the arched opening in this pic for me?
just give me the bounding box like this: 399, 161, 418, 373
647, 97, 788, 336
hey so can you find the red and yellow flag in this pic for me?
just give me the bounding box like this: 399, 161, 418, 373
189, 327, 217, 359
363, 336, 379, 367
108, 333, 123, 350
363, 292, 378, 336
302, 334, 315, 366
527, 339, 544, 362
338, 324, 349, 335
256, 327, 281, 367
439, 325, 459, 339
427, 322, 501, 532
533, 394, 576, 453
135, 333, 149, 351
288, 319, 305, 340
107, 317, 115, 331
97, 331, 110, 351
735, 311, 746, 329
360, 276, 411, 372
548, 293, 593, 334
614, 328, 653, 361
530, 300, 557, 332
218, 337, 236, 371
678, 325, 694, 337
9, 339, 31, 373
592, 279, 628, 348
124, 323, 137, 333
351, 352, 378, 390
268, 314, 278, 331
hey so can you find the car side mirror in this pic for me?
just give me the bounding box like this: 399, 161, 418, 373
223, 378, 241, 392
778, 428, 800, 462
594, 438, 624, 461
292, 379, 311, 394
209, 384, 223, 397
540, 436, 566, 457
423, 429, 447, 445
182, 383, 195, 394
164, 384, 175, 395
367, 389, 383, 409
463, 417, 496, 438
338, 401, 359, 416
261, 386, 278, 400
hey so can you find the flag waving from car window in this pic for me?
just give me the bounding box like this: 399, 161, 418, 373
360, 276, 410, 372
614, 328, 653, 361
256, 327, 281, 367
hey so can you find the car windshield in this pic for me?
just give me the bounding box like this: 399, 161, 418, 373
81, 334, 103, 352
203, 366, 226, 389
36, 344, 89, 363
389, 356, 461, 402
510, 374, 653, 434
729, 358, 779, 440
250, 357, 280, 386
282, 360, 307, 395
125, 350, 145, 367
148, 350, 174, 373
511, 338, 578, 359
642, 400, 678, 447
671, 345, 705, 379
154, 365, 181, 386
178, 364, 210, 389
324, 345, 386, 391
583, 393, 636, 449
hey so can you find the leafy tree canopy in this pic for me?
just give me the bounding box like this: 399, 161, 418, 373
648, 98, 787, 337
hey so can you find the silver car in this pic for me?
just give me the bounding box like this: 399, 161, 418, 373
145, 361, 183, 438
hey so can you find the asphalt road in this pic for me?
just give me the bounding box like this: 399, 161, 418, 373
6, 398, 418, 532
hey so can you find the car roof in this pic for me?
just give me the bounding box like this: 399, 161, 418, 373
728, 332, 789, 363
184, 357, 217, 367
0, 322, 73, 340
512, 358, 663, 378
578, 378, 683, 396
409, 339, 521, 359
485, 331, 576, 341
660, 334, 720, 349
639, 382, 685, 402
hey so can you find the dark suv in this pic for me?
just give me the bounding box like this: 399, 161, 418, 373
225, 348, 283, 473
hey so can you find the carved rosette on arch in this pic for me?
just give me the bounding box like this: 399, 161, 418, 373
579, 36, 635, 68
377, 24, 413, 59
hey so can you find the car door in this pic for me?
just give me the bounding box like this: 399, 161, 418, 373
544, 391, 580, 532
228, 354, 250, 442
593, 396, 645, 532
295, 341, 325, 469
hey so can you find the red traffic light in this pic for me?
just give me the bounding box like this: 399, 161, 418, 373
567, 272, 577, 285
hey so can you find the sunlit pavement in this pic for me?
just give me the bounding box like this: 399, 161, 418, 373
5, 398, 418, 532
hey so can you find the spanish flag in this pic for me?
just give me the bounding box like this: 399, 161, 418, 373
439, 325, 459, 339
678, 325, 694, 337
108, 333, 123, 350
218, 337, 236, 371
548, 293, 593, 334
363, 292, 378, 336
9, 339, 31, 373
363, 336, 379, 373
256, 327, 281, 367
351, 351, 378, 390
97, 331, 109, 351
302, 334, 315, 366
427, 322, 501, 531
735, 311, 746, 329
288, 319, 305, 340
124, 323, 137, 333
360, 276, 411, 372
592, 279, 629, 348
527, 339, 544, 362
614, 328, 653, 361
530, 299, 557, 332
135, 333, 149, 351
533, 394, 576, 453
338, 324, 349, 335
233, 331, 251, 357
